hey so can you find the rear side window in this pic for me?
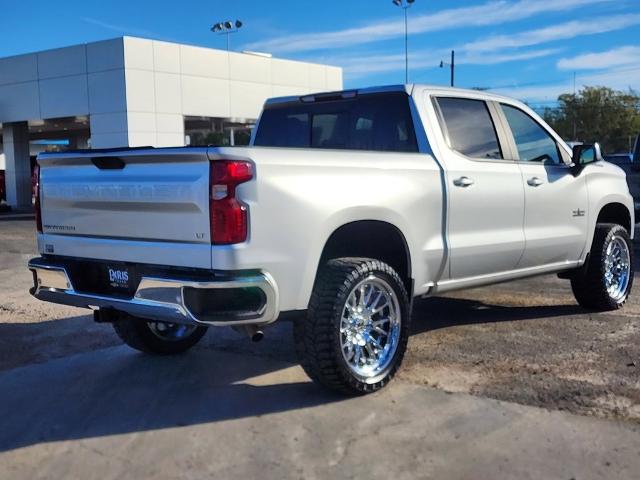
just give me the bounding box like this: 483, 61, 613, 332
500, 104, 561, 164
254, 92, 418, 152
436, 97, 503, 160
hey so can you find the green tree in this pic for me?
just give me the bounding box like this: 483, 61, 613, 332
542, 86, 640, 153
189, 131, 229, 146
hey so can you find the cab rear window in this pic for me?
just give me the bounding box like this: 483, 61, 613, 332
254, 92, 418, 153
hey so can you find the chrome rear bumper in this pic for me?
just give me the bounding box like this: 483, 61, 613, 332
28, 258, 279, 327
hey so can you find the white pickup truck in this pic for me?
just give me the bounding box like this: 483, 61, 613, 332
29, 85, 635, 394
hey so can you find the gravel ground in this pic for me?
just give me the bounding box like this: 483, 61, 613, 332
1, 219, 638, 423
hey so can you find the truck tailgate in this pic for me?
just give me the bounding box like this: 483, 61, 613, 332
38, 148, 212, 269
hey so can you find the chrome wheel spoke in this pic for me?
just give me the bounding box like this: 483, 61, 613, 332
371, 290, 384, 310
364, 343, 377, 358
358, 285, 366, 307
339, 275, 401, 381
373, 326, 388, 336
369, 336, 384, 350
344, 342, 355, 361
372, 317, 391, 327
354, 345, 362, 365
372, 302, 389, 315
603, 236, 631, 302
363, 285, 374, 307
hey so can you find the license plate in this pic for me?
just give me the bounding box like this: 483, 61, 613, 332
107, 266, 131, 290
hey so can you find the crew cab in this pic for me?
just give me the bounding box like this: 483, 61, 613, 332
29, 85, 635, 394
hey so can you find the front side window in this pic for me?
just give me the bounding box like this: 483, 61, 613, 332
436, 97, 503, 160
501, 104, 561, 164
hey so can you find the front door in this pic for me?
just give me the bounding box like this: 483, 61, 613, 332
498, 103, 588, 268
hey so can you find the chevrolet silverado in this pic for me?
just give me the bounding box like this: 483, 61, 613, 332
29, 85, 635, 394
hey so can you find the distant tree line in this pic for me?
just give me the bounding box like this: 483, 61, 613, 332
541, 86, 640, 154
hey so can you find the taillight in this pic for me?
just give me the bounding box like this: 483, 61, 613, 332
34, 163, 42, 233
210, 160, 253, 244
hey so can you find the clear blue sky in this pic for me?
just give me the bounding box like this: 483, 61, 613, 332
3, 0, 639, 107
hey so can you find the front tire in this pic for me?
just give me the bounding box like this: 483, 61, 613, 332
571, 223, 634, 311
113, 315, 208, 355
294, 258, 411, 395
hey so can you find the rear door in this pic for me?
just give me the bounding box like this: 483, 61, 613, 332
497, 103, 588, 268
433, 96, 525, 279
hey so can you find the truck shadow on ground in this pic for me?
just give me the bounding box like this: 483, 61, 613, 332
0, 290, 593, 454
410, 296, 586, 335
0, 338, 344, 454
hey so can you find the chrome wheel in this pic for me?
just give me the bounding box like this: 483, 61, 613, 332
147, 322, 198, 341
340, 275, 401, 382
604, 235, 631, 302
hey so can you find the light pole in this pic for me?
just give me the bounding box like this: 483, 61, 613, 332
439, 50, 455, 87
392, 0, 415, 84
211, 20, 243, 51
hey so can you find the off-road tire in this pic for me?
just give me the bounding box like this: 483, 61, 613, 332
294, 257, 411, 395
571, 223, 634, 311
113, 315, 208, 355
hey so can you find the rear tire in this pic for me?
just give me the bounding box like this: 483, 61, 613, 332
571, 223, 634, 311
294, 258, 411, 395
113, 315, 208, 355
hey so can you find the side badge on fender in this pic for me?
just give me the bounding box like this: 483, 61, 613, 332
572, 209, 585, 217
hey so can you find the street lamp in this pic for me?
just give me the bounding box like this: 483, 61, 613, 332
392, 0, 415, 84
211, 20, 243, 51
439, 50, 455, 87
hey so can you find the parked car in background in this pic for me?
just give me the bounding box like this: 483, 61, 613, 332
604, 152, 640, 215
0, 157, 39, 205
604, 153, 632, 165
0, 170, 5, 202
28, 85, 635, 395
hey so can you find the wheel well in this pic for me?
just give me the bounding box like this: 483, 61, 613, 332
597, 203, 631, 233
318, 221, 412, 295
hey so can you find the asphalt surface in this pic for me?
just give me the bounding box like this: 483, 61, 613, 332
1, 219, 639, 478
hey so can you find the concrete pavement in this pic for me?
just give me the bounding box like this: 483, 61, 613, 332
2, 219, 640, 478
0, 345, 638, 480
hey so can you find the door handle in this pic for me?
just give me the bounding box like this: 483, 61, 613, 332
453, 176, 474, 187
527, 177, 544, 187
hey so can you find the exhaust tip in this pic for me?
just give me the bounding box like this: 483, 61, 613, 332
233, 325, 265, 342
251, 330, 264, 342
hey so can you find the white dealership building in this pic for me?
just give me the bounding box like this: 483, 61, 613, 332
0, 36, 343, 208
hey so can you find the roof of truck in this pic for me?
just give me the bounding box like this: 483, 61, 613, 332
265, 84, 519, 106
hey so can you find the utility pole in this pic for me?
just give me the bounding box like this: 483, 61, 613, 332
439, 50, 455, 87
392, 0, 416, 84
404, 7, 408, 83
450, 50, 455, 87
573, 72, 577, 141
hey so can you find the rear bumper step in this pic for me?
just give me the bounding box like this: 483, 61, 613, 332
28, 257, 279, 327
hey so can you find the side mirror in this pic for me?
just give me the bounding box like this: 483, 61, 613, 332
572, 143, 603, 166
